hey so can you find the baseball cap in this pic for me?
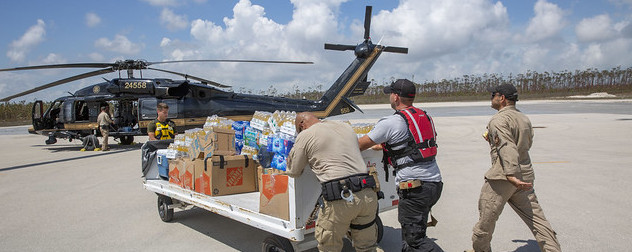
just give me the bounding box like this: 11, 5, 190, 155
487, 83, 519, 101
383, 79, 416, 98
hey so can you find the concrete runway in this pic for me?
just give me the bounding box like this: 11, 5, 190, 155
1, 100, 631, 251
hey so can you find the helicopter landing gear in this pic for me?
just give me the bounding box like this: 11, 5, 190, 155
45, 135, 57, 145
81, 135, 99, 151
119, 136, 134, 145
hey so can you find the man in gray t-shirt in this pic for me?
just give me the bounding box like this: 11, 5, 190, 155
367, 114, 442, 184
359, 79, 443, 251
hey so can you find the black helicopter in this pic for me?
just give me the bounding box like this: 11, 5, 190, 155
0, 6, 407, 147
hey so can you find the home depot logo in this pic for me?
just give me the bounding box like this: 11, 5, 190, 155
226, 167, 243, 187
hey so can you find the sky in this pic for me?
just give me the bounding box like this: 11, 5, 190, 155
1, 0, 632, 102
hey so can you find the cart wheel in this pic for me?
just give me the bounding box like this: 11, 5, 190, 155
376, 215, 384, 243
262, 235, 294, 252
120, 136, 134, 145
157, 194, 174, 222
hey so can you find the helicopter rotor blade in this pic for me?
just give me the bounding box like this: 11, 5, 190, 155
324, 44, 357, 51
148, 59, 313, 65
0, 68, 115, 102
0, 63, 115, 72
383, 46, 409, 54
147, 67, 232, 88
364, 6, 372, 40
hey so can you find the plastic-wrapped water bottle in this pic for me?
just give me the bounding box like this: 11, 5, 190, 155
244, 126, 260, 149
273, 153, 287, 171
232, 120, 249, 140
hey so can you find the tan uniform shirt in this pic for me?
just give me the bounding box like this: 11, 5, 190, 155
97, 111, 113, 127
485, 105, 535, 182
286, 120, 368, 182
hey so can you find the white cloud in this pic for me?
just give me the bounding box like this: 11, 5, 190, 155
85, 12, 101, 28
523, 0, 566, 42
190, 0, 288, 57
160, 37, 171, 47
7, 19, 46, 62
161, 8, 189, 31
40, 53, 66, 65
576, 14, 617, 42
88, 52, 105, 61
141, 0, 179, 7
94, 35, 143, 55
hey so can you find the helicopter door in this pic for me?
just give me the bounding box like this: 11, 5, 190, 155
32, 100, 44, 130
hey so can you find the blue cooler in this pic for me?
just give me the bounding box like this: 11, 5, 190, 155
156, 149, 170, 179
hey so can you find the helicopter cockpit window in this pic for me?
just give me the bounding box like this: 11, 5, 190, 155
61, 101, 74, 122
139, 98, 178, 120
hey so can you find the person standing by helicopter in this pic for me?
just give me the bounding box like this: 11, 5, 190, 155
97, 105, 113, 151
148, 102, 176, 140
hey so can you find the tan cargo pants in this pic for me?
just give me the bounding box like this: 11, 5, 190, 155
316, 188, 379, 252
472, 179, 561, 252
100, 128, 109, 151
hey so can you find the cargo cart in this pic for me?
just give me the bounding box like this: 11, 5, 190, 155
141, 141, 398, 251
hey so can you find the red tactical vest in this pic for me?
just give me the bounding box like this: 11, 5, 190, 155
381, 106, 437, 173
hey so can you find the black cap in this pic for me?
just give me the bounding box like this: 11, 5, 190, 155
384, 79, 416, 98
487, 84, 519, 101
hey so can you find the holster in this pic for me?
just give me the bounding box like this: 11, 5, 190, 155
321, 173, 376, 201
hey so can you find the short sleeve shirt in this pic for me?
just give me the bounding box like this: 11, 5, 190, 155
367, 114, 442, 183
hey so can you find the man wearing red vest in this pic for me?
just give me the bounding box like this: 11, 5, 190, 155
359, 79, 443, 251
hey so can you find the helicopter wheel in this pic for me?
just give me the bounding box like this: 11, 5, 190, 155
119, 136, 134, 145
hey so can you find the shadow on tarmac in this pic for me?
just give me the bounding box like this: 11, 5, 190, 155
166, 207, 447, 252
513, 239, 540, 252
168, 207, 267, 251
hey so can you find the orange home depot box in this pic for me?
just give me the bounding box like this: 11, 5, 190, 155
194, 155, 257, 196
168, 158, 195, 190
259, 173, 290, 221
168, 158, 184, 187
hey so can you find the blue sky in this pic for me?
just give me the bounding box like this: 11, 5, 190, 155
1, 0, 632, 102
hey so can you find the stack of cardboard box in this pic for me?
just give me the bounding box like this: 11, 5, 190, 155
168, 127, 258, 196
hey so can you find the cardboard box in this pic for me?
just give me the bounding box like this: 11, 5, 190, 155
259, 173, 290, 221
194, 155, 257, 196
189, 128, 236, 160
168, 158, 184, 187
168, 157, 195, 190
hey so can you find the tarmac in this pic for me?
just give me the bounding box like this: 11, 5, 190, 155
0, 100, 631, 251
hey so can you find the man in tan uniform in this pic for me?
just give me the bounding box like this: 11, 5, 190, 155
286, 112, 379, 252
96, 105, 113, 151
468, 84, 561, 252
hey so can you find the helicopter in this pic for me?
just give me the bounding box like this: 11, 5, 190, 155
0, 6, 407, 148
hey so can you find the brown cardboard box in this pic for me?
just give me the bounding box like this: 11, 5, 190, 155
181, 159, 195, 190
168, 158, 184, 187
259, 173, 290, 221
168, 157, 195, 190
194, 155, 257, 196
188, 128, 236, 160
